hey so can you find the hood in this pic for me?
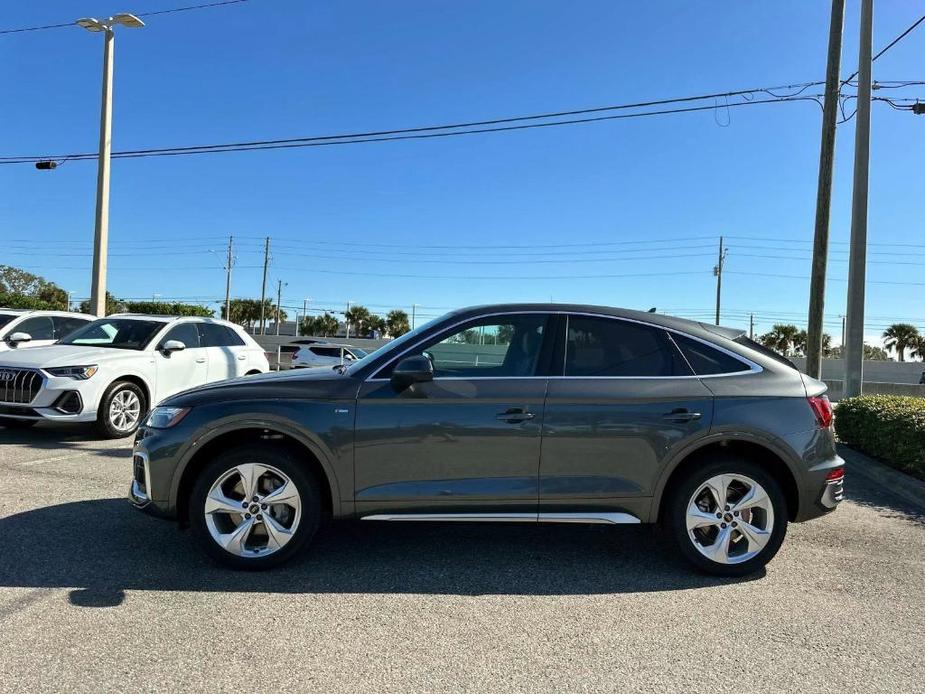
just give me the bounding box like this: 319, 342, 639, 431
162, 366, 359, 407
0, 344, 145, 369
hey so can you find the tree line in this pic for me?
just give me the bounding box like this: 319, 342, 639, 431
758, 323, 925, 361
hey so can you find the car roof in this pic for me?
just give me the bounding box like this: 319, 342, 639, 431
449, 303, 747, 340
107, 314, 241, 328
0, 309, 96, 319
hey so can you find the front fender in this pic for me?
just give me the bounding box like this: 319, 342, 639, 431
167, 409, 349, 519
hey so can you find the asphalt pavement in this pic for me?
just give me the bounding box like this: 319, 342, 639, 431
0, 423, 923, 693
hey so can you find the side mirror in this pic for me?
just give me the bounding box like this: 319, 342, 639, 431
7, 332, 32, 344
161, 339, 186, 353
390, 355, 434, 391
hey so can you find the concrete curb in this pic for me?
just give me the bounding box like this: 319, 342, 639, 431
838, 444, 925, 511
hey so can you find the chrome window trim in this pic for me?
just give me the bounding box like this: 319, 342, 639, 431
365, 309, 761, 384
361, 512, 641, 524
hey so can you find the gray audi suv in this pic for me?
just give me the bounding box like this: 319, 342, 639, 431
130, 304, 843, 576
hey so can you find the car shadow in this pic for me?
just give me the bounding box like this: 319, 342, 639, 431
0, 499, 762, 607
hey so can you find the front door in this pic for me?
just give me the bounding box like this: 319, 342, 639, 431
154, 323, 208, 400
354, 313, 554, 517
539, 314, 714, 518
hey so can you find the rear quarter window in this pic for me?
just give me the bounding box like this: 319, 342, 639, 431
671, 333, 752, 375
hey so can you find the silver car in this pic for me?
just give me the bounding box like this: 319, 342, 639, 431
291, 342, 368, 369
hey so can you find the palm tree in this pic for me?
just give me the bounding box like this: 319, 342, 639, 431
882, 323, 919, 362
759, 324, 800, 356
909, 335, 925, 361
344, 305, 372, 337
385, 309, 410, 337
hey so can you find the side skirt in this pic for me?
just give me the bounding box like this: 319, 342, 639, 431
361, 512, 641, 525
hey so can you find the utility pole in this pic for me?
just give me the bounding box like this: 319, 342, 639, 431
259, 236, 270, 335
806, 0, 847, 379
345, 301, 352, 339
844, 0, 874, 398
749, 313, 755, 340
300, 297, 309, 336
713, 236, 727, 325
275, 279, 286, 336
841, 315, 847, 347
412, 304, 417, 330
223, 235, 234, 321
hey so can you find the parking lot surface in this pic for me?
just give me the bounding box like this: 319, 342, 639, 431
1, 424, 923, 693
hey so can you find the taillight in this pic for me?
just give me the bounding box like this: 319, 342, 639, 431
808, 395, 833, 428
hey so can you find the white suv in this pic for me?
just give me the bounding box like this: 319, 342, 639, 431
291, 342, 369, 369
0, 314, 269, 437
0, 309, 95, 352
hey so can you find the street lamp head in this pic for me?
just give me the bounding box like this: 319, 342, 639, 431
112, 13, 145, 28
76, 17, 107, 32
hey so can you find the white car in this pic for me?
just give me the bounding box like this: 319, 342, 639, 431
0, 314, 269, 437
291, 342, 368, 369
0, 309, 95, 352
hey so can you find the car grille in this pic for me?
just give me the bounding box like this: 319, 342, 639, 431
0, 368, 42, 404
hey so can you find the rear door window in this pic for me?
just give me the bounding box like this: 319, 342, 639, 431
671, 333, 751, 375
53, 316, 91, 339
198, 323, 244, 347
564, 316, 690, 377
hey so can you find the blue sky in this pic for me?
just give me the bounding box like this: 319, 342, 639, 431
1, 1, 923, 343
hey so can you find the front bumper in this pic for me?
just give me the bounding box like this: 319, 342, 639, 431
0, 371, 101, 423
129, 424, 190, 519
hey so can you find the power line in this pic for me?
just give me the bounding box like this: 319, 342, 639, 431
842, 12, 925, 85
0, 0, 253, 36
0, 90, 827, 165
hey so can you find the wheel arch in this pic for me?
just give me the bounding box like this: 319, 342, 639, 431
172, 422, 341, 526
652, 435, 801, 523
101, 374, 152, 411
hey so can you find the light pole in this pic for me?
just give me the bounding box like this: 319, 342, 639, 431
75, 14, 145, 318
345, 301, 352, 339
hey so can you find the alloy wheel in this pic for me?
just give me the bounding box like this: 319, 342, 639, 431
203, 463, 302, 558
109, 389, 141, 432
685, 473, 775, 565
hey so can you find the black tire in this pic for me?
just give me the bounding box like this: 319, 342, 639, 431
95, 380, 147, 439
189, 444, 322, 570
666, 456, 787, 577
0, 418, 38, 429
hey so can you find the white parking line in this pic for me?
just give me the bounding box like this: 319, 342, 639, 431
15, 452, 92, 467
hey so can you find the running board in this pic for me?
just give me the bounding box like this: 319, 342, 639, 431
361, 512, 640, 525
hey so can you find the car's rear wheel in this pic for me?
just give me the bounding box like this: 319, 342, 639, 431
667, 457, 787, 576
0, 417, 37, 429
189, 445, 321, 570
95, 380, 146, 438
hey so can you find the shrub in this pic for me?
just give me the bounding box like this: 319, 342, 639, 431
835, 395, 925, 479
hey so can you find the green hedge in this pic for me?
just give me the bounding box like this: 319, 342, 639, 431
835, 395, 925, 479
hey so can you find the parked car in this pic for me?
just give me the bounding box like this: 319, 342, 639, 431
0, 309, 95, 352
290, 342, 368, 369
0, 314, 269, 437
130, 304, 843, 575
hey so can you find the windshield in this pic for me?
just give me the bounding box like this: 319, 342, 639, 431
345, 313, 445, 375
0, 314, 17, 330
59, 318, 165, 351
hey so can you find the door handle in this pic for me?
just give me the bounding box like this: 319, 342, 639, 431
195, 357, 206, 364
237, 355, 247, 360
662, 408, 701, 423
496, 408, 536, 424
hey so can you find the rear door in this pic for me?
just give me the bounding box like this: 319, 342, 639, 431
539, 314, 714, 516
354, 313, 554, 517
199, 323, 249, 380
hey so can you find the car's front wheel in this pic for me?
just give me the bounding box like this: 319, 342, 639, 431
95, 380, 147, 438
667, 457, 787, 576
189, 445, 321, 570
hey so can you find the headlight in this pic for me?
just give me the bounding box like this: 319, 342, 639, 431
46, 365, 98, 380
145, 406, 191, 429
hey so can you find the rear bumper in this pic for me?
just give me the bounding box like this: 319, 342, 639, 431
794, 453, 845, 522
